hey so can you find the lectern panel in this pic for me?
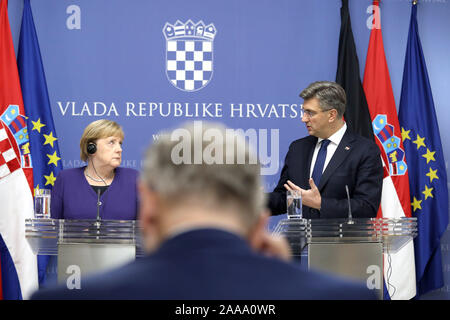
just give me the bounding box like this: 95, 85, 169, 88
308, 242, 383, 300
57, 243, 136, 285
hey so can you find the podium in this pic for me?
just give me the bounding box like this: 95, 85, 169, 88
25, 219, 143, 284
273, 217, 417, 300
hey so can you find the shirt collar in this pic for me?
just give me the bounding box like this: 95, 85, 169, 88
317, 122, 347, 146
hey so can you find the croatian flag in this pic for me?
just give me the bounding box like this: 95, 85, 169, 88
0, 0, 38, 300
363, 0, 416, 300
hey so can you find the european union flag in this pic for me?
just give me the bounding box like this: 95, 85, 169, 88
17, 0, 63, 287
398, 2, 449, 297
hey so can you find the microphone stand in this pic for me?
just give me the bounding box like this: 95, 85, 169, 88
95, 188, 102, 233
345, 185, 354, 225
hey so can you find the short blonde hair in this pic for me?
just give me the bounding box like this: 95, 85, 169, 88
79, 119, 124, 161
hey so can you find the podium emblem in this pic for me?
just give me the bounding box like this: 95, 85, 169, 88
163, 20, 217, 92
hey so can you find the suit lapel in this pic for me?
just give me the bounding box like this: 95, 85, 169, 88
318, 130, 355, 191
302, 136, 317, 187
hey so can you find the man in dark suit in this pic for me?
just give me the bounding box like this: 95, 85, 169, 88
32, 122, 375, 300
269, 81, 383, 219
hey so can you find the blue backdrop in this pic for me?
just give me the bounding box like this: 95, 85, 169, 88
7, 0, 450, 299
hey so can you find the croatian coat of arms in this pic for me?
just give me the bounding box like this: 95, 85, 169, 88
163, 20, 217, 92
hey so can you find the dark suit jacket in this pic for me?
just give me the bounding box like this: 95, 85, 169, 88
269, 130, 383, 219
32, 229, 375, 300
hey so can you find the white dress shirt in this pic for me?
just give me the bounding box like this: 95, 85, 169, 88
309, 122, 347, 179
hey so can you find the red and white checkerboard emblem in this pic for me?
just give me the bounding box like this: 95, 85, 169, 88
0, 123, 21, 179
163, 20, 217, 92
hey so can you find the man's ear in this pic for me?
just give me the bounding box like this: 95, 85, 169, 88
138, 181, 161, 229
328, 108, 338, 122
138, 180, 164, 252
247, 210, 270, 250
247, 210, 292, 261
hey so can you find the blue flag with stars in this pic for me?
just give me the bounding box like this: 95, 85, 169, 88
398, 2, 449, 297
17, 0, 62, 287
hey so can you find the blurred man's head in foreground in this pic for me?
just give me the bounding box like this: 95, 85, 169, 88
139, 121, 270, 252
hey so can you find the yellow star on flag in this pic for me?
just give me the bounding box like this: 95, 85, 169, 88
43, 131, 58, 148
47, 151, 61, 167
413, 134, 426, 150
422, 148, 436, 164
44, 171, 57, 186
31, 118, 46, 133
411, 196, 422, 212
422, 185, 434, 200
426, 167, 439, 183
401, 127, 411, 142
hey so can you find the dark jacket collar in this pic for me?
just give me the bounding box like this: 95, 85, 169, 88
151, 228, 253, 257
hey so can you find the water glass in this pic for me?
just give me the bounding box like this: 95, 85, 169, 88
34, 189, 51, 218
286, 190, 302, 219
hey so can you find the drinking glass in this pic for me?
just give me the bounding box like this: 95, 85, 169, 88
286, 190, 302, 219
34, 189, 51, 218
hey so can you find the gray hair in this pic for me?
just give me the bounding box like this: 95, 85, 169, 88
300, 81, 346, 117
141, 121, 265, 227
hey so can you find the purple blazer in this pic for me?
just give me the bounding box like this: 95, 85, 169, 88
51, 166, 138, 220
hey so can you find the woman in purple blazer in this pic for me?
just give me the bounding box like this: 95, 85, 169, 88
51, 120, 138, 220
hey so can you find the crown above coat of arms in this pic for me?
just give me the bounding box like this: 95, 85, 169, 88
163, 20, 217, 41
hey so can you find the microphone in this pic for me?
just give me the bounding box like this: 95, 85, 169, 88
345, 185, 354, 224
96, 188, 102, 222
